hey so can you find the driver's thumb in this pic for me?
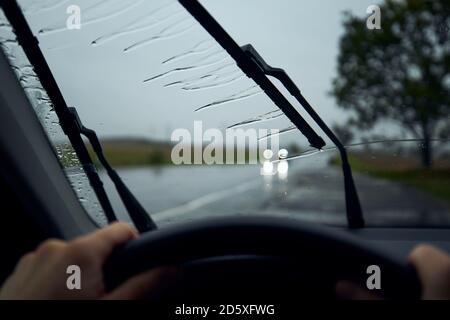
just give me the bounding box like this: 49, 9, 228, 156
409, 245, 450, 300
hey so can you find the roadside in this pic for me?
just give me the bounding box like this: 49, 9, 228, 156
99, 149, 450, 228
331, 153, 450, 203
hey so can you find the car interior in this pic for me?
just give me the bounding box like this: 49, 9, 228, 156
0, 0, 449, 301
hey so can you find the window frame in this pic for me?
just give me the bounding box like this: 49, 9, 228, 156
0, 48, 99, 239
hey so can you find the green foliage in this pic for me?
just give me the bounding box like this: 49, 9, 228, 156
148, 149, 167, 166
331, 0, 450, 167
87, 139, 174, 167
332, 124, 354, 145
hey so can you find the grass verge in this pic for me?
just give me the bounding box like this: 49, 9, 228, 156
333, 153, 450, 202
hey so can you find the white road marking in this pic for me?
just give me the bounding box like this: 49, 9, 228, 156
152, 178, 262, 220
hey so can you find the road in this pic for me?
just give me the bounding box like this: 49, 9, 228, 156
101, 153, 450, 228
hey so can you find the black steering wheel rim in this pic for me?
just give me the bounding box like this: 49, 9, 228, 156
104, 216, 421, 299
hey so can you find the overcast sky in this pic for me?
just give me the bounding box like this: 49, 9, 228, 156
20, 0, 384, 149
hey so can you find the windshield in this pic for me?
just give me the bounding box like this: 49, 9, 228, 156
8, 0, 450, 228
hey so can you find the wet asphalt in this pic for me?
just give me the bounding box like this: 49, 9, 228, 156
102, 153, 450, 228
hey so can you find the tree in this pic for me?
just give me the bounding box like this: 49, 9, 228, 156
331, 0, 450, 168
332, 124, 354, 146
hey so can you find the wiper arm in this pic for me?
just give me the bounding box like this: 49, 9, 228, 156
1, 0, 156, 232
69, 108, 157, 233
179, 0, 364, 228
242, 45, 364, 228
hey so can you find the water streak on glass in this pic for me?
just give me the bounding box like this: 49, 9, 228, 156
258, 126, 296, 141
163, 62, 236, 87
181, 69, 241, 88
228, 110, 284, 129
38, 0, 144, 35
123, 17, 196, 52
144, 56, 231, 83
162, 39, 216, 64
195, 85, 263, 112
91, 1, 181, 46
181, 72, 244, 91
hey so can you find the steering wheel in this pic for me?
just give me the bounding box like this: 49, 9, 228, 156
104, 216, 421, 300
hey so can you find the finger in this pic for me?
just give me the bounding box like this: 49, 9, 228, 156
408, 245, 447, 281
336, 281, 381, 300
79, 222, 138, 259
408, 244, 450, 299
11, 252, 36, 283
102, 267, 179, 300
14, 252, 35, 271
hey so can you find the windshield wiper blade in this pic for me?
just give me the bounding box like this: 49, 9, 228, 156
1, 0, 157, 232
178, 1, 325, 150
179, 0, 364, 228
